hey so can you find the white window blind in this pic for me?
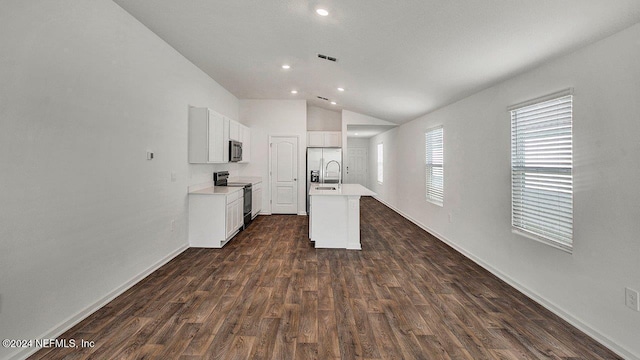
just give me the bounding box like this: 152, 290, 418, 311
425, 126, 444, 206
510, 93, 573, 251
377, 143, 383, 183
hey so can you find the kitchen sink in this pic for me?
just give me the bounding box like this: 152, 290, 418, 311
315, 186, 337, 190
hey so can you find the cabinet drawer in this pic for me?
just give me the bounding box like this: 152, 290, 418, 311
226, 190, 239, 204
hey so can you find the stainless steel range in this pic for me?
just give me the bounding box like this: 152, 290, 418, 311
214, 171, 252, 229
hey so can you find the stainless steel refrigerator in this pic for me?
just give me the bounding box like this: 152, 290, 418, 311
306, 148, 342, 213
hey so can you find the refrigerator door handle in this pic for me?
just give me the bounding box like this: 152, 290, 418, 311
320, 157, 324, 184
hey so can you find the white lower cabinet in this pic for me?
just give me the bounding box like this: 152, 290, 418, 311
189, 188, 244, 248
252, 182, 262, 218
225, 200, 236, 240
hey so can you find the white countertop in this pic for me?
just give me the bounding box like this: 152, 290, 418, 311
229, 176, 262, 185
309, 183, 376, 196
189, 186, 244, 195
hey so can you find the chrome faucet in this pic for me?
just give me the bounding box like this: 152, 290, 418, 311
324, 160, 341, 188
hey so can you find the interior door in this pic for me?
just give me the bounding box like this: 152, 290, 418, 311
346, 147, 368, 187
270, 136, 298, 214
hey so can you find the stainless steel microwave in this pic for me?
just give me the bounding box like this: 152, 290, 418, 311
229, 140, 242, 162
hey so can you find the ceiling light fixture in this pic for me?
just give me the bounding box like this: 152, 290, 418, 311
316, 8, 329, 16
330, 101, 337, 105
355, 133, 359, 136
291, 90, 298, 94
337, 87, 345, 92
282, 64, 291, 69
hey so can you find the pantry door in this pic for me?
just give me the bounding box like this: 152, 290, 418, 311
270, 136, 298, 214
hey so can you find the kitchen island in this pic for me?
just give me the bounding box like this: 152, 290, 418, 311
308, 183, 376, 250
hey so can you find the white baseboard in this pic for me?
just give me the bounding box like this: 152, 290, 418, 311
372, 196, 637, 360
10, 244, 189, 360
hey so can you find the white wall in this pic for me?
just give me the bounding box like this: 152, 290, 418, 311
239, 100, 307, 215
346, 137, 370, 148
307, 105, 341, 131
0, 1, 239, 359
368, 129, 399, 207
372, 23, 640, 359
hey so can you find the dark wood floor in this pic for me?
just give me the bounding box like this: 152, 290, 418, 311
30, 197, 620, 359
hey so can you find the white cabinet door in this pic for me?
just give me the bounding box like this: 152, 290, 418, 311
229, 119, 240, 141
307, 132, 324, 147
188, 107, 229, 163
324, 131, 342, 147
208, 110, 228, 163
226, 201, 235, 239
239, 125, 251, 163
235, 196, 243, 229
307, 131, 341, 147
252, 184, 262, 217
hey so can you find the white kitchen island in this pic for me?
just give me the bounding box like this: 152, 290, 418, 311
309, 183, 376, 250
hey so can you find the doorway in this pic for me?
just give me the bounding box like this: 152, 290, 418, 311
346, 146, 368, 187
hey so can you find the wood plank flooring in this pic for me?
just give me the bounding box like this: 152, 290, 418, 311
29, 197, 620, 359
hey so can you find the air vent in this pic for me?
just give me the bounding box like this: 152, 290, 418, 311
317, 53, 337, 62
317, 96, 329, 101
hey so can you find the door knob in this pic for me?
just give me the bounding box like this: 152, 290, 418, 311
293, 178, 297, 181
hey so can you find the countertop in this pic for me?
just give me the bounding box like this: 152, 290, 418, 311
188, 176, 263, 195
189, 186, 244, 195
228, 176, 263, 185
309, 183, 376, 196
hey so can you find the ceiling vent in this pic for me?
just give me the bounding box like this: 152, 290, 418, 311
317, 53, 337, 62
317, 96, 329, 101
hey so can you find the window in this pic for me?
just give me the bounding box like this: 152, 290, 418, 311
425, 126, 444, 206
510, 91, 573, 251
377, 143, 383, 183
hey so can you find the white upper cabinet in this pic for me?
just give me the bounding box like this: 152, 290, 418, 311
189, 107, 229, 163
324, 131, 342, 147
239, 124, 251, 163
189, 108, 251, 163
307, 131, 341, 147
308, 132, 325, 147
229, 119, 240, 141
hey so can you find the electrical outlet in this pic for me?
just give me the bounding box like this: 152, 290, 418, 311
448, 212, 453, 223
171, 220, 176, 232
625, 287, 640, 311
171, 172, 177, 182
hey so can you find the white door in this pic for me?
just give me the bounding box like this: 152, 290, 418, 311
346, 147, 368, 187
270, 136, 298, 214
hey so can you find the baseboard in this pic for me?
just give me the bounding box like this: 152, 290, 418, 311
10, 244, 189, 360
372, 196, 638, 360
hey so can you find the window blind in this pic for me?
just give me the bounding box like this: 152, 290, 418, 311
511, 94, 573, 250
426, 127, 444, 206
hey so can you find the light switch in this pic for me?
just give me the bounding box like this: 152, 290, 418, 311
146, 151, 154, 160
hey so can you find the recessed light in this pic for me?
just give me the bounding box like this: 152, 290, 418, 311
330, 101, 337, 105
282, 64, 291, 69
316, 8, 329, 16
355, 133, 359, 136
291, 90, 298, 94
337, 87, 345, 92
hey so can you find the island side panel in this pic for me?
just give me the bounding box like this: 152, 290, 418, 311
309, 195, 349, 248
346, 195, 362, 250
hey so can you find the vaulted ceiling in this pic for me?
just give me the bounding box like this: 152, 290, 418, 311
114, 0, 640, 123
